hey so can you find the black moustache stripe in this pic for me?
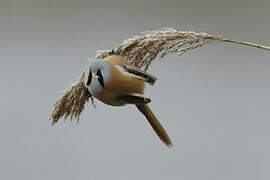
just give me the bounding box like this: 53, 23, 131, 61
86, 70, 92, 85
98, 77, 104, 87
97, 69, 104, 87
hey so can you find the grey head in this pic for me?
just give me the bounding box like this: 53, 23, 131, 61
84, 59, 111, 96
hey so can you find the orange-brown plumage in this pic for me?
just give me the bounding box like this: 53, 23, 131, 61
92, 56, 145, 106
85, 55, 173, 147
105, 55, 145, 95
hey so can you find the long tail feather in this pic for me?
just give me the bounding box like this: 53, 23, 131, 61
136, 104, 173, 147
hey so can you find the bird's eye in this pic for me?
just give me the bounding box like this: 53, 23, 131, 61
86, 70, 92, 85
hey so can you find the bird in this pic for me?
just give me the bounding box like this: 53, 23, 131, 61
84, 55, 173, 147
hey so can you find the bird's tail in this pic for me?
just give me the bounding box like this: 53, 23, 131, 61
136, 104, 173, 148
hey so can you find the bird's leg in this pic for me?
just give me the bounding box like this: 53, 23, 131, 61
85, 88, 92, 97
85, 88, 96, 108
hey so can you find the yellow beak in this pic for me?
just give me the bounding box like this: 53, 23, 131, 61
92, 72, 97, 78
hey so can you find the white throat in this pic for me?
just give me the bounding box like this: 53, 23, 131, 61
89, 77, 104, 96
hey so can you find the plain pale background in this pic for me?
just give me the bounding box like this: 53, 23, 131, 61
1, 0, 270, 179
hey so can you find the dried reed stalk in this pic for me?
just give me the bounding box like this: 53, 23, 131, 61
97, 28, 270, 70
51, 28, 270, 124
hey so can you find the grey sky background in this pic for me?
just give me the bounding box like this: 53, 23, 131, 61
1, 0, 270, 179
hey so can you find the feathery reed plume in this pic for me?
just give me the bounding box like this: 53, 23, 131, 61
51, 28, 270, 124
50, 72, 94, 125
97, 28, 270, 71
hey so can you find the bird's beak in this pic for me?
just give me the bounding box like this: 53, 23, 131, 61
92, 72, 97, 78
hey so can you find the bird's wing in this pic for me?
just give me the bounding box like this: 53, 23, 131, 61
122, 65, 157, 85
118, 94, 151, 104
